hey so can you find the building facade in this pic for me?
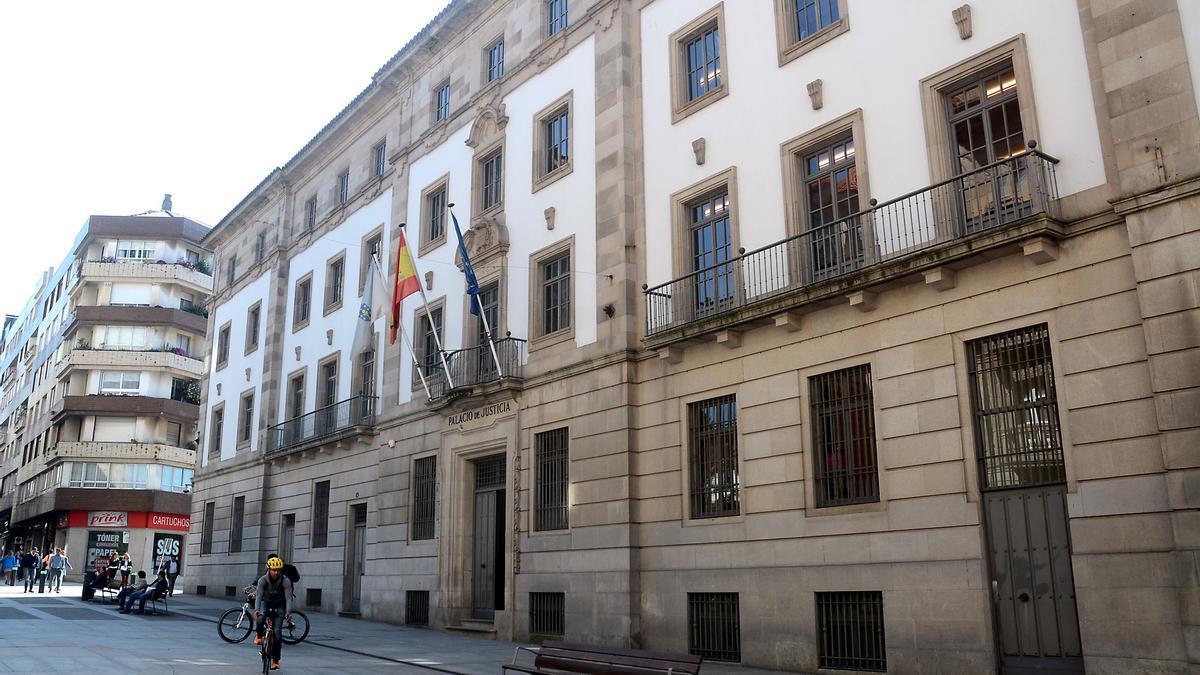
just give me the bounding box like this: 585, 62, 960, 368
0, 213, 211, 578
189, 0, 1200, 672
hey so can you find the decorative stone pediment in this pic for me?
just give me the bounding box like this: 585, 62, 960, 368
456, 213, 509, 268
465, 104, 508, 150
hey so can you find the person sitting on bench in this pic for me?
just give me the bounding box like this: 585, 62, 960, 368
114, 570, 148, 608
120, 571, 167, 614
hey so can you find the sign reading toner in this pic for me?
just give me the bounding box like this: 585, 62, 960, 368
446, 399, 515, 431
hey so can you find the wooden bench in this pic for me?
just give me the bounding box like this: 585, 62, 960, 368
504, 642, 702, 675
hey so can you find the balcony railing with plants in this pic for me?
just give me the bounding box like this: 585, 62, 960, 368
265, 395, 377, 456
645, 146, 1060, 337
426, 336, 527, 400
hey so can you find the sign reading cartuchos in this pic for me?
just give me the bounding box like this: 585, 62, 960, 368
446, 399, 516, 431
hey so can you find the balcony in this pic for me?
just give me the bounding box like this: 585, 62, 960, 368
265, 395, 377, 458
644, 148, 1061, 346
63, 305, 208, 336
46, 441, 194, 466
75, 260, 214, 293
51, 395, 199, 423
61, 348, 204, 377
427, 337, 527, 402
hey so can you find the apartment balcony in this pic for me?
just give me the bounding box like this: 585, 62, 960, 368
426, 336, 527, 403
46, 441, 194, 466
644, 148, 1062, 348
61, 348, 204, 378
51, 395, 199, 424
74, 259, 214, 294
63, 305, 208, 336
265, 395, 377, 458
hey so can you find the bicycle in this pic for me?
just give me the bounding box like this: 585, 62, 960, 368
259, 607, 280, 674
218, 586, 310, 645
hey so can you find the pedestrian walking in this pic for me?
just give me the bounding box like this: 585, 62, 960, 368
118, 553, 132, 588
21, 548, 38, 593
164, 555, 181, 596
47, 548, 72, 593
1, 550, 15, 586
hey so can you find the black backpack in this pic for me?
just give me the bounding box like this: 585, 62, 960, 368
282, 563, 300, 585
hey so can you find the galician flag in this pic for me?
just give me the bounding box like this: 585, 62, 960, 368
389, 230, 421, 344
352, 256, 387, 358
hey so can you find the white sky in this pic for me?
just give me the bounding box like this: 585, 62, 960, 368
0, 0, 449, 316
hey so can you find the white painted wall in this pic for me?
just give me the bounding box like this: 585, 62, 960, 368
640, 0, 1108, 286
204, 270, 271, 465
398, 35, 598, 404
1177, 0, 1200, 123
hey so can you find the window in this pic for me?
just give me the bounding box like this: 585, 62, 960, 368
337, 170, 350, 205
534, 428, 569, 531
412, 455, 437, 540
671, 6, 728, 122
372, 140, 387, 177
547, 0, 568, 36
421, 178, 449, 252
305, 196, 317, 230
688, 593, 740, 661
688, 189, 735, 316
802, 135, 862, 278
162, 465, 193, 493
100, 326, 147, 349
294, 274, 312, 329
361, 229, 383, 292
98, 371, 140, 395
538, 250, 571, 338
415, 304, 444, 389
687, 395, 739, 519
245, 304, 260, 353
533, 93, 573, 191
810, 364, 879, 507
255, 232, 266, 263
230, 496, 245, 554
967, 324, 1065, 490
530, 592, 565, 638
406, 590, 430, 626
312, 480, 330, 548
544, 108, 569, 175
217, 323, 231, 366
209, 406, 224, 458
486, 38, 505, 82
816, 591, 886, 672
287, 373, 305, 420
794, 0, 840, 41
116, 240, 155, 260
434, 81, 450, 122
775, 0, 849, 65
238, 391, 255, 446
480, 150, 503, 212
325, 254, 345, 312
319, 358, 338, 408
359, 349, 376, 403
226, 254, 237, 287
170, 378, 190, 402
177, 333, 192, 355
201, 501, 216, 554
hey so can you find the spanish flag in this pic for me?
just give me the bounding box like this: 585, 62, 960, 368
389, 230, 421, 344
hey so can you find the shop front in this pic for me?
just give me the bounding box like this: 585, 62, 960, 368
55, 510, 189, 581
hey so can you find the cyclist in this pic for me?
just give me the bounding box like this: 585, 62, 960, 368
253, 557, 293, 670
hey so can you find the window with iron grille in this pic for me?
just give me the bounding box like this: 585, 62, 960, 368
487, 38, 505, 82
684, 23, 721, 102
434, 81, 451, 122
230, 495, 245, 554
810, 364, 879, 507
238, 392, 254, 444
201, 501, 215, 554
543, 107, 569, 176
687, 395, 739, 519
373, 140, 387, 177
337, 170, 350, 205
540, 252, 571, 337
535, 428, 569, 531
312, 480, 330, 548
305, 197, 317, 229
306, 588, 322, 607
816, 591, 886, 672
967, 324, 1065, 490
687, 592, 740, 661
794, 0, 841, 42
547, 0, 568, 36
406, 590, 430, 626
530, 592, 565, 638
412, 456, 437, 540
481, 150, 503, 211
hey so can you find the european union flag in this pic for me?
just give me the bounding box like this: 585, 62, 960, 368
451, 209, 481, 315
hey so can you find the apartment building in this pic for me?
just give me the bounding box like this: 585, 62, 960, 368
189, 0, 1200, 672
0, 213, 211, 578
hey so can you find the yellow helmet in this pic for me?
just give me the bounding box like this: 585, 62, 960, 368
267, 557, 284, 570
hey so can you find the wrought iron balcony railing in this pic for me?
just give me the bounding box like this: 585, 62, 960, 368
265, 394, 376, 456
427, 336, 526, 400
644, 146, 1060, 337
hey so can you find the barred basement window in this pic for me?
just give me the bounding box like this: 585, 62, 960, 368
530, 592, 565, 638
312, 480, 330, 548
687, 395, 739, 519
810, 364, 879, 507
534, 428, 569, 531
306, 588, 322, 608
687, 592, 740, 661
406, 590, 430, 626
816, 591, 886, 672
229, 495, 245, 554
967, 324, 1065, 490
201, 501, 215, 554
226, 586, 237, 597
412, 456, 437, 540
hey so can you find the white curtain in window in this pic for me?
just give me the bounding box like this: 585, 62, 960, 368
93, 417, 136, 442
117, 240, 157, 259
110, 283, 152, 306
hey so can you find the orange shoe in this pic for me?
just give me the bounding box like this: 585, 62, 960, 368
271, 660, 281, 670
254, 635, 262, 645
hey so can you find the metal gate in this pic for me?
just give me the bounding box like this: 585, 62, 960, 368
344, 504, 366, 613
472, 455, 506, 620
967, 325, 1082, 674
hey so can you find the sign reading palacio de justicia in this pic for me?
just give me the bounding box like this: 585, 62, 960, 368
446, 399, 515, 431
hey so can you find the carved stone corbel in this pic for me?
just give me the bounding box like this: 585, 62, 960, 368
692, 138, 706, 165
424, 270, 434, 291
544, 206, 556, 230
953, 5, 972, 40
807, 79, 824, 110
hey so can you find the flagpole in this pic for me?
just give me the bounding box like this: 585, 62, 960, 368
448, 204, 504, 379
373, 253, 432, 399
396, 223, 455, 389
